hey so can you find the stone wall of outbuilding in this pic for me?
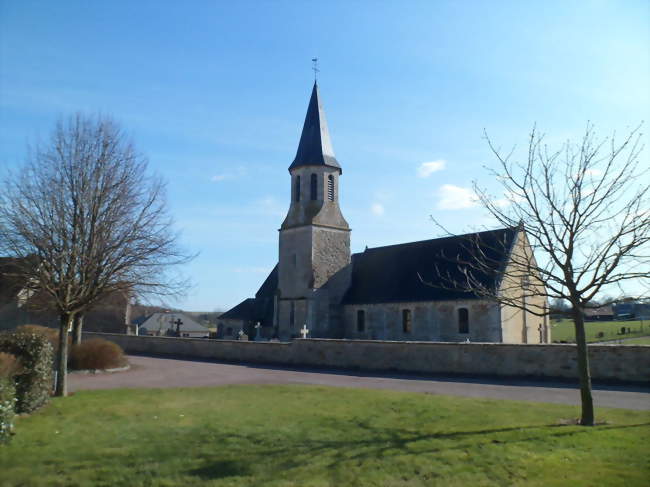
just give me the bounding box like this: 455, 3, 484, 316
84, 332, 649, 382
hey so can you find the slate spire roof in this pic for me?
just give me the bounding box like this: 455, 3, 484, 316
289, 82, 341, 173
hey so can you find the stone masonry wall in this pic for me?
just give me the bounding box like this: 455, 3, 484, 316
85, 332, 649, 382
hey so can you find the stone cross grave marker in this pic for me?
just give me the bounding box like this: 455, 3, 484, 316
300, 324, 309, 339
173, 318, 183, 337
254, 322, 262, 341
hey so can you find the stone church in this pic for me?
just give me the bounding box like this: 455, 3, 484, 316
218, 83, 550, 344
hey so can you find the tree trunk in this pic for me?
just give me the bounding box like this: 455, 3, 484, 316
54, 313, 73, 397
72, 314, 84, 345
572, 309, 595, 426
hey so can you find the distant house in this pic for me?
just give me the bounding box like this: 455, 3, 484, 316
613, 302, 650, 321
583, 305, 614, 322
139, 312, 210, 338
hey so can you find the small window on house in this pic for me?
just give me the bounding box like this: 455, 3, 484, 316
290, 301, 295, 328
295, 175, 301, 202
458, 308, 469, 334
310, 173, 318, 200
402, 309, 412, 333
327, 175, 334, 201
357, 310, 365, 332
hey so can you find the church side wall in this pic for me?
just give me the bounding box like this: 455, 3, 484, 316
342, 299, 501, 342
85, 332, 650, 383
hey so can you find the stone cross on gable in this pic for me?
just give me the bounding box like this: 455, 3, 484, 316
300, 324, 309, 339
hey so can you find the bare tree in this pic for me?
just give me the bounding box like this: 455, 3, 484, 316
432, 124, 648, 426
0, 114, 193, 396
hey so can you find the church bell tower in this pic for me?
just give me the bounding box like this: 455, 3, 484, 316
277, 82, 351, 339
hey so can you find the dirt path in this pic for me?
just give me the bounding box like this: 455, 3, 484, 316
68, 355, 650, 411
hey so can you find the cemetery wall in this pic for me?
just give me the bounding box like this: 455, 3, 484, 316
83, 332, 650, 382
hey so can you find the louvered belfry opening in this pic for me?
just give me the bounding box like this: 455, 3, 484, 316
327, 175, 334, 201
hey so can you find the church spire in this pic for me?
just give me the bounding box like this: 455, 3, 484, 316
289, 82, 341, 173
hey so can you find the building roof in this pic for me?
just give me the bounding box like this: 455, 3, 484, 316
140, 312, 209, 334
342, 227, 519, 305
288, 82, 341, 173
219, 297, 273, 324
255, 265, 278, 299
583, 305, 614, 317
218, 227, 519, 319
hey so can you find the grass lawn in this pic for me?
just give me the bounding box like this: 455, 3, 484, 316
551, 319, 650, 343
1, 386, 649, 487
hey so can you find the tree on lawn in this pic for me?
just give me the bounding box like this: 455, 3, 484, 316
0, 114, 192, 396
434, 124, 649, 426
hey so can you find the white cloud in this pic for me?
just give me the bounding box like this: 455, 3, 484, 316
493, 190, 525, 208
210, 166, 248, 183
436, 184, 478, 210
371, 203, 385, 216
585, 168, 603, 177
417, 160, 446, 178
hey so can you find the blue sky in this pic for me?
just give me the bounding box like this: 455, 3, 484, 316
1, 0, 648, 311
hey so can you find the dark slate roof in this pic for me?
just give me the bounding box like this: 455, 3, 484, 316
289, 82, 341, 173
255, 265, 278, 298
219, 266, 277, 325
219, 298, 258, 321
342, 227, 519, 305
219, 296, 274, 324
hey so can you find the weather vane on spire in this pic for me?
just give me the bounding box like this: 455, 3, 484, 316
312, 57, 319, 82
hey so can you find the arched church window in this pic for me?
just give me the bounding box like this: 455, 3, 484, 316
458, 308, 469, 334
310, 173, 317, 200
295, 176, 301, 202
357, 310, 365, 332
327, 175, 334, 201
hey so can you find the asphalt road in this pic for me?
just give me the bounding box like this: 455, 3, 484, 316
68, 354, 650, 411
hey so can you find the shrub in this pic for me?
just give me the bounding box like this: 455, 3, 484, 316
0, 331, 54, 413
68, 339, 127, 371
0, 353, 21, 444
15, 325, 61, 350
0, 376, 16, 443
0, 352, 23, 378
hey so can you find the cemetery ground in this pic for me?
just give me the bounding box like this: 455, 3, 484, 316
551, 318, 649, 343
2, 385, 649, 486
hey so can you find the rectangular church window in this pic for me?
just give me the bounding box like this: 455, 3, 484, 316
290, 302, 295, 328
310, 173, 318, 200
357, 310, 365, 332
295, 175, 301, 202
458, 308, 469, 334
402, 309, 412, 333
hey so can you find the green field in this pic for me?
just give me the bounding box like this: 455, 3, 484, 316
551, 319, 649, 343
2, 385, 649, 486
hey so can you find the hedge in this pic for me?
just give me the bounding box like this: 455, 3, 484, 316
69, 338, 127, 371
0, 331, 54, 414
